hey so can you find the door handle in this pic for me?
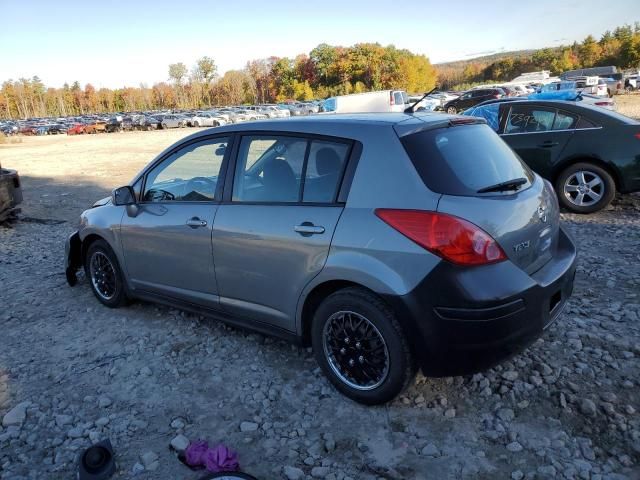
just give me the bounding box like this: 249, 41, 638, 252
538, 141, 559, 148
186, 217, 207, 228
294, 223, 325, 235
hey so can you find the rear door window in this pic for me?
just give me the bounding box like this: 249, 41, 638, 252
400, 124, 533, 196
233, 136, 307, 202
394, 92, 405, 105
575, 117, 597, 129
303, 140, 350, 203
553, 110, 577, 130
232, 135, 352, 203
505, 105, 556, 133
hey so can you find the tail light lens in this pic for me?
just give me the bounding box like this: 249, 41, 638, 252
389, 92, 395, 105
375, 209, 507, 266
634, 132, 640, 140
595, 101, 612, 106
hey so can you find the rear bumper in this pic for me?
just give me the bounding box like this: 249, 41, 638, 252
383, 225, 577, 377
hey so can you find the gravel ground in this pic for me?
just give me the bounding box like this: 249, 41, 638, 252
616, 93, 640, 120
1, 131, 640, 479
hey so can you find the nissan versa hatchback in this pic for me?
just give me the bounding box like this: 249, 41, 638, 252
66, 113, 577, 405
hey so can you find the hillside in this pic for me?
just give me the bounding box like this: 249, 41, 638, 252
434, 49, 540, 69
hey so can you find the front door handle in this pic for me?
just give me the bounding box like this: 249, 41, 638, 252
538, 141, 559, 148
186, 217, 207, 228
294, 223, 325, 235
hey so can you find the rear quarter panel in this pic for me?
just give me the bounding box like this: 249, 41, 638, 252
557, 126, 640, 192
297, 126, 442, 328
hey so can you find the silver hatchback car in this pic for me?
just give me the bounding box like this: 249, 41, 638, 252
66, 113, 577, 404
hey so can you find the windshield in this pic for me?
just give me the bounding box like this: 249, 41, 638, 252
400, 124, 533, 196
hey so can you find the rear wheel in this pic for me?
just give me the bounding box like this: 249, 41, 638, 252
446, 106, 457, 114
555, 162, 616, 214
162, 123, 168, 130
84, 239, 128, 308
311, 287, 415, 405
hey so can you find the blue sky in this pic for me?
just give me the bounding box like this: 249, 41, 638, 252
1, 0, 638, 88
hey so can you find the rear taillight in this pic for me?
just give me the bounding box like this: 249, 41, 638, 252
595, 101, 612, 106
493, 94, 501, 99
634, 132, 640, 140
389, 92, 395, 105
375, 209, 507, 266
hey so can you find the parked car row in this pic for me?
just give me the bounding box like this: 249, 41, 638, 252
0, 102, 328, 137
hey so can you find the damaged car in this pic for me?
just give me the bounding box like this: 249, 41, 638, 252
66, 114, 577, 405
0, 160, 23, 222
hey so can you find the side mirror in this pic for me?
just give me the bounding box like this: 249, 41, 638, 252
112, 186, 136, 206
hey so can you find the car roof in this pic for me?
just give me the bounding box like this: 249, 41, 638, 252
159, 112, 484, 145
470, 98, 639, 124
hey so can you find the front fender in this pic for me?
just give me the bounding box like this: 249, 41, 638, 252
65, 231, 82, 286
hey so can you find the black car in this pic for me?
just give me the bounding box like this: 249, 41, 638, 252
105, 117, 124, 133
443, 88, 506, 114
464, 99, 640, 213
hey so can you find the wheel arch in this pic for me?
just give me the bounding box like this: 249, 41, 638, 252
80, 233, 107, 264
299, 280, 364, 347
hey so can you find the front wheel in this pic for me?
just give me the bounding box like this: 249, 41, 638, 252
84, 239, 128, 308
446, 106, 457, 114
555, 162, 616, 214
312, 287, 415, 405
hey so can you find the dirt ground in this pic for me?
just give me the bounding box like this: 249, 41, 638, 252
615, 93, 640, 120
1, 126, 639, 480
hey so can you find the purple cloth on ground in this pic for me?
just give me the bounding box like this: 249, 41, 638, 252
203, 444, 239, 472
185, 440, 209, 466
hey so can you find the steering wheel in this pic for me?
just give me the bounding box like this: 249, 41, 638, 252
147, 189, 175, 201
187, 176, 216, 191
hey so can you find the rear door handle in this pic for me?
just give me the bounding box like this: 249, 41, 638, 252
294, 223, 325, 235
538, 141, 559, 148
186, 217, 207, 228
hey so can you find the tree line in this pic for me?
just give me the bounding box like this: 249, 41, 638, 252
436, 23, 640, 89
3, 24, 639, 120
0, 43, 436, 119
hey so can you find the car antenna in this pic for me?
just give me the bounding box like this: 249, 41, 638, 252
405, 86, 439, 114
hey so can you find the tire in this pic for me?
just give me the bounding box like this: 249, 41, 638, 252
446, 106, 457, 114
84, 239, 128, 308
555, 162, 616, 214
162, 123, 168, 130
193, 121, 199, 128
311, 287, 416, 405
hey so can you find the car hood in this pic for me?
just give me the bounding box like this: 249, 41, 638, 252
92, 196, 111, 208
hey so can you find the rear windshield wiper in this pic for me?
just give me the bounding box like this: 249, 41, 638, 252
477, 177, 528, 194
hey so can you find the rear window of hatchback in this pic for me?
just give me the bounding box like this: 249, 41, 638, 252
400, 123, 534, 196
